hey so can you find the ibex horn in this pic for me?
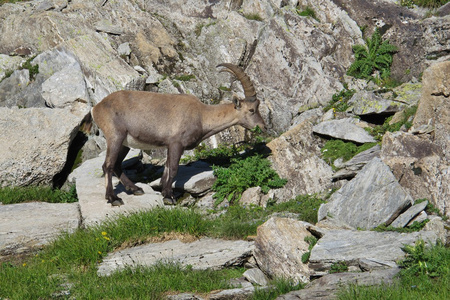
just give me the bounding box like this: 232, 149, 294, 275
217, 63, 257, 102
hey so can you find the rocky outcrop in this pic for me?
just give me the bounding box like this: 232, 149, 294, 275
0, 1, 449, 299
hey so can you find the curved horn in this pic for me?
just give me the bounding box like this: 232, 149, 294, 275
217, 63, 256, 101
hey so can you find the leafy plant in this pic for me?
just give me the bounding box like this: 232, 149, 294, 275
399, 239, 449, 278
347, 29, 397, 81
212, 155, 287, 205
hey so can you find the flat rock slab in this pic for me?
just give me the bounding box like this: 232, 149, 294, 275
98, 238, 254, 276
309, 229, 438, 276
69, 153, 164, 227
277, 268, 400, 300
0, 202, 80, 257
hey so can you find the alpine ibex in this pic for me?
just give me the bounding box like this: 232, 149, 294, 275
83, 63, 266, 206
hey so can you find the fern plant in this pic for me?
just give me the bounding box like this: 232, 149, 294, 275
347, 29, 398, 81
212, 155, 287, 205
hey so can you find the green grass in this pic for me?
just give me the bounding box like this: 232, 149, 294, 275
365, 105, 417, 141
1, 203, 320, 299
320, 140, 378, 169
0, 184, 78, 204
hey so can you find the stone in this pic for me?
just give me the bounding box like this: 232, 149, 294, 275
381, 131, 449, 217
313, 118, 376, 144
349, 91, 405, 116
0, 107, 83, 187
41, 62, 89, 108
391, 200, 428, 228
0, 69, 29, 107
0, 202, 80, 258
413, 61, 450, 159
308, 229, 438, 276
267, 120, 333, 202
318, 157, 413, 230
277, 268, 400, 300
243, 268, 269, 286
332, 144, 381, 180
239, 187, 263, 207
254, 217, 313, 285
68, 152, 164, 227
97, 238, 254, 276
150, 161, 216, 197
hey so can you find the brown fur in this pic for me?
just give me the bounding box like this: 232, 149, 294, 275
86, 64, 266, 205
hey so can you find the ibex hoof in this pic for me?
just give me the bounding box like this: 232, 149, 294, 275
110, 199, 124, 206
163, 197, 176, 205
133, 187, 144, 195
107, 196, 124, 206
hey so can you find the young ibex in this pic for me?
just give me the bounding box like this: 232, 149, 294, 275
84, 63, 266, 206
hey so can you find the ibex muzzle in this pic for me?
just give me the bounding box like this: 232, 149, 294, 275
85, 63, 265, 206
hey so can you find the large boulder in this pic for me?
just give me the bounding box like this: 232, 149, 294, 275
267, 119, 333, 201
381, 132, 449, 217
318, 157, 412, 230
0, 107, 86, 187
253, 217, 317, 285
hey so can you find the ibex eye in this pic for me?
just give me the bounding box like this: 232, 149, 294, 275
249, 109, 255, 113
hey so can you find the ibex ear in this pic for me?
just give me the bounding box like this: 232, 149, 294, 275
232, 95, 242, 110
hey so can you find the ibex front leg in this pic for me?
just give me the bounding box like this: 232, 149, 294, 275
161, 144, 184, 205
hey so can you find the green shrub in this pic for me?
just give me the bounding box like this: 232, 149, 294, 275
347, 29, 397, 81
212, 155, 287, 205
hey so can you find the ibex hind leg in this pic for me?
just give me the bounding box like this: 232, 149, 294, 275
114, 145, 144, 196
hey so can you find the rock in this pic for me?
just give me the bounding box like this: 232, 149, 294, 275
243, 268, 269, 286
149, 161, 216, 197
239, 187, 263, 207
0, 69, 30, 107
277, 268, 400, 300
391, 200, 428, 228
209, 285, 255, 300
0, 107, 84, 187
117, 42, 131, 57
68, 152, 164, 227
41, 62, 89, 108
0, 54, 23, 80
318, 157, 413, 230
332, 144, 381, 180
423, 216, 448, 245
349, 91, 405, 116
0, 202, 80, 258
413, 61, 450, 159
97, 238, 254, 276
381, 131, 449, 217
267, 120, 333, 202
313, 118, 376, 144
95, 19, 124, 35
60, 34, 145, 103
254, 217, 313, 285
308, 229, 437, 276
